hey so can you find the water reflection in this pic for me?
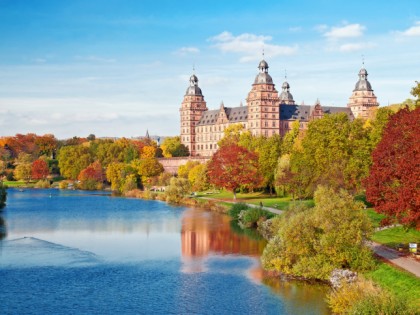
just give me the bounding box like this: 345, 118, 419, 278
0, 215, 6, 240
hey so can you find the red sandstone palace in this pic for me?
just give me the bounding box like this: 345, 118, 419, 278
180, 60, 379, 157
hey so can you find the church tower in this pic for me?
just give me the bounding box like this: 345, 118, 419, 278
347, 65, 379, 119
246, 59, 280, 137
180, 73, 208, 156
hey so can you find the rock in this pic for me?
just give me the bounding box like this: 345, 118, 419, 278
329, 269, 358, 289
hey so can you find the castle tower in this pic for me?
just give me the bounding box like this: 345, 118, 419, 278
347, 66, 379, 119
180, 73, 208, 156
279, 73, 295, 105
246, 59, 280, 137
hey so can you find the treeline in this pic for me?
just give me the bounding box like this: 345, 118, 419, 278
0, 134, 189, 191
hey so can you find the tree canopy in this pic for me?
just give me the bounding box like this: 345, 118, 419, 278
365, 107, 420, 228
161, 136, 189, 157
207, 144, 263, 199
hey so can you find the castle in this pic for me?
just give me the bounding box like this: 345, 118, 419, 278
180, 60, 379, 157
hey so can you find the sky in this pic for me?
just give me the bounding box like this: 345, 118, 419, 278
0, 0, 419, 139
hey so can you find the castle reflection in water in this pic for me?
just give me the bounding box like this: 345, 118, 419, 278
180, 208, 266, 275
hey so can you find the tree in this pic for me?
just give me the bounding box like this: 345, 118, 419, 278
261, 186, 374, 280
31, 159, 49, 180
78, 161, 103, 181
57, 145, 92, 179
14, 163, 32, 182
165, 177, 191, 203
0, 181, 6, 209
106, 162, 135, 192
274, 154, 292, 196
188, 163, 209, 191
177, 160, 200, 178
207, 144, 263, 199
365, 107, 420, 228
254, 135, 282, 195
160, 136, 189, 157
131, 158, 164, 188
281, 120, 300, 154
35, 134, 58, 157
411, 81, 420, 107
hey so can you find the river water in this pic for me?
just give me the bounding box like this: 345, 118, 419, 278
0, 188, 330, 314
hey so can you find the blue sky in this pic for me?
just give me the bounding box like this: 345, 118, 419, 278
0, 0, 419, 138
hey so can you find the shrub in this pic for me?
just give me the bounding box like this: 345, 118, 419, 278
327, 277, 417, 315
238, 208, 273, 228
261, 186, 374, 280
58, 181, 69, 189
228, 202, 250, 219
34, 180, 50, 188
0, 181, 7, 209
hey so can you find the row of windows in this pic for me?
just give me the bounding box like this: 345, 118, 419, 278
196, 143, 218, 151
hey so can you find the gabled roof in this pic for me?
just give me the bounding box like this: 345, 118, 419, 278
197, 106, 248, 126
280, 104, 354, 121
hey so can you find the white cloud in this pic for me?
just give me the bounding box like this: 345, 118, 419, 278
399, 21, 420, 36
209, 31, 297, 62
324, 24, 366, 40
339, 42, 376, 52
174, 46, 200, 56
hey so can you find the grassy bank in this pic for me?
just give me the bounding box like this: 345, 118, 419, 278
372, 226, 420, 248
365, 260, 420, 307
3, 180, 35, 188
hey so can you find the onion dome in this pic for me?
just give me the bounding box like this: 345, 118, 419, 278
353, 67, 373, 91
185, 73, 203, 95
254, 59, 273, 84
279, 80, 294, 102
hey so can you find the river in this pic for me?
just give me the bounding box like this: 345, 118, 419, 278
0, 188, 330, 314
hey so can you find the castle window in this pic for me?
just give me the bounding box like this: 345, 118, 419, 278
272, 107, 275, 111
205, 144, 208, 149
272, 121, 275, 127
210, 144, 212, 149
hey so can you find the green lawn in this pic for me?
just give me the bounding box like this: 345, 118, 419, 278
365, 261, 420, 307
372, 226, 420, 248
3, 180, 35, 188
196, 190, 313, 210
366, 208, 386, 228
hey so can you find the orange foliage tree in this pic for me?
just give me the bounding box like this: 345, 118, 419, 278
31, 159, 49, 180
207, 144, 263, 199
365, 107, 420, 228
78, 161, 104, 182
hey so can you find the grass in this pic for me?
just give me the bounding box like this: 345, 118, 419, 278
365, 260, 420, 307
372, 226, 420, 248
3, 180, 36, 188
196, 190, 313, 210
366, 208, 386, 228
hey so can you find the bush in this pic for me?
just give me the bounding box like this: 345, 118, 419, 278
34, 180, 50, 188
327, 277, 417, 314
261, 186, 374, 280
0, 181, 7, 209
228, 202, 250, 219
238, 208, 273, 228
78, 179, 101, 190
58, 181, 69, 189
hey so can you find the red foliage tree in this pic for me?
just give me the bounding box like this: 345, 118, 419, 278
31, 159, 49, 180
365, 107, 420, 229
78, 161, 104, 182
207, 144, 263, 199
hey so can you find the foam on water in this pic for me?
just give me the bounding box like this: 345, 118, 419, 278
0, 237, 101, 268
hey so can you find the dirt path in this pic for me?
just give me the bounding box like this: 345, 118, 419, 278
201, 197, 283, 215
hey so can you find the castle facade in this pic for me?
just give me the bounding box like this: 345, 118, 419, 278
180, 60, 378, 157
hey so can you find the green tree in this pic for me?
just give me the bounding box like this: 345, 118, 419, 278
281, 120, 300, 154
274, 154, 291, 196
131, 158, 164, 188
160, 136, 189, 157
177, 160, 200, 178
106, 162, 130, 192
165, 177, 191, 203
188, 163, 209, 191
58, 145, 93, 179
261, 186, 374, 280
254, 135, 282, 195
410, 81, 420, 107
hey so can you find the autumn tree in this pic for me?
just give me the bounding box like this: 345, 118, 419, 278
106, 162, 135, 192
365, 107, 420, 228
14, 163, 32, 182
207, 144, 263, 199
160, 136, 189, 157
78, 161, 104, 190
35, 134, 58, 157
58, 145, 93, 179
31, 159, 49, 180
131, 158, 164, 188
411, 81, 420, 107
